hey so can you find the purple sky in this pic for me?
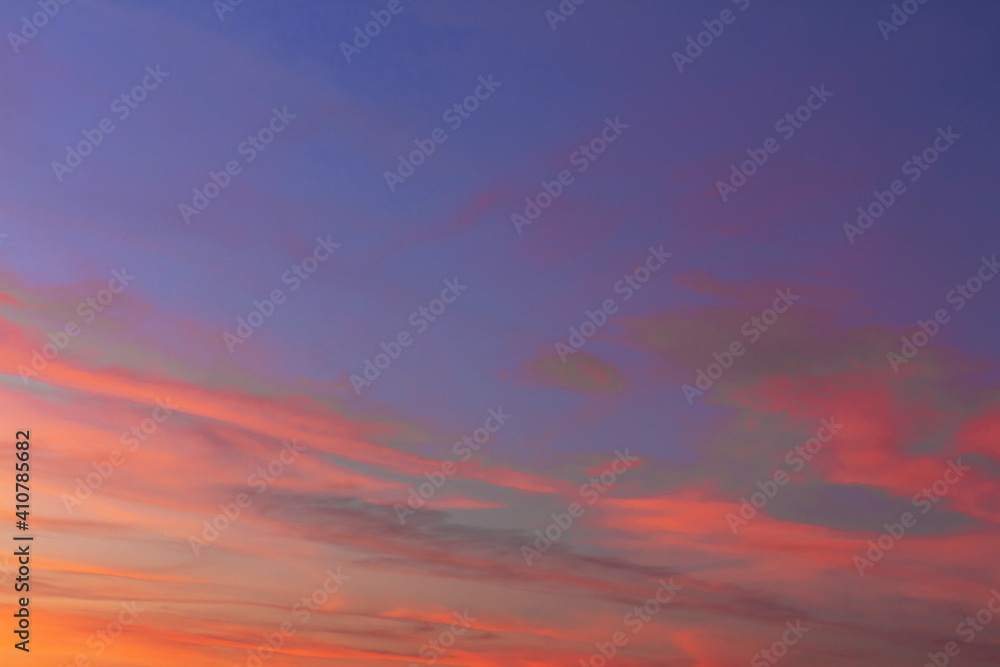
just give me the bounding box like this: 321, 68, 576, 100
2, 1, 1000, 665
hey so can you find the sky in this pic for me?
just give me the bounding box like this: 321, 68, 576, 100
1, 0, 1000, 665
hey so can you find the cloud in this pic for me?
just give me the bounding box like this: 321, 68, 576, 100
523, 348, 626, 394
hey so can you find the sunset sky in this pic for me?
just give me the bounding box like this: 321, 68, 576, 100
2, 1, 1000, 665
